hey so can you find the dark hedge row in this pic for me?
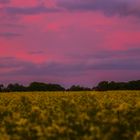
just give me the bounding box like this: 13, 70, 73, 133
0, 80, 140, 92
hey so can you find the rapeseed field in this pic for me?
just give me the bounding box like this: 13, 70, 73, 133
0, 91, 139, 140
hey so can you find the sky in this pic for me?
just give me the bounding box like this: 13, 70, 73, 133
0, 0, 140, 87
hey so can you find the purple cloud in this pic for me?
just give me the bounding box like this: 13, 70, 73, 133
2, 5, 60, 15
57, 0, 140, 18
0, 0, 10, 4
0, 32, 22, 38
0, 54, 139, 86
0, 52, 140, 77
0, 23, 26, 28
1, 0, 140, 18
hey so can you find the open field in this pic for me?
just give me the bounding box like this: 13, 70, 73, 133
0, 91, 140, 140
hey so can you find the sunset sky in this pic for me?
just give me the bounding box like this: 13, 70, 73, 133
0, 0, 140, 87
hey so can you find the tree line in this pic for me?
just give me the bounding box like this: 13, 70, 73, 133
0, 80, 140, 92
94, 80, 140, 91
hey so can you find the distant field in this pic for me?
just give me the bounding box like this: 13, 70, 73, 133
0, 91, 140, 140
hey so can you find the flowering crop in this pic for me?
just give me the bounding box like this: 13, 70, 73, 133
0, 91, 140, 140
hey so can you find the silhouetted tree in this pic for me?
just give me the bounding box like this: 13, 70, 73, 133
68, 85, 91, 91
28, 82, 65, 91
6, 83, 26, 92
46, 84, 65, 91
96, 81, 109, 91
0, 80, 140, 92
95, 80, 140, 91
0, 84, 4, 92
127, 80, 140, 90
28, 82, 47, 91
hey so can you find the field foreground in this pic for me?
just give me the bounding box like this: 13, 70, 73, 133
0, 91, 140, 140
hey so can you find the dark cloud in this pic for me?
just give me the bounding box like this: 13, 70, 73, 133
0, 56, 139, 87
0, 0, 10, 4
124, 47, 140, 54
68, 47, 140, 61
88, 58, 140, 70
94, 48, 140, 59
9, 62, 85, 77
0, 57, 30, 68
1, 0, 140, 18
2, 5, 60, 15
0, 23, 26, 28
28, 51, 44, 55
0, 55, 140, 78
0, 32, 22, 38
57, 0, 140, 18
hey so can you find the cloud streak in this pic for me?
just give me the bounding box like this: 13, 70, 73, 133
1, 5, 60, 15
1, 0, 140, 18
57, 0, 140, 18
0, 0, 10, 4
0, 54, 140, 77
0, 32, 22, 38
